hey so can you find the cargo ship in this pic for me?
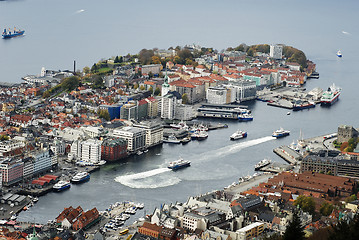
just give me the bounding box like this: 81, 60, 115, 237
272, 128, 290, 138
53, 181, 71, 192
168, 158, 191, 170
2, 27, 25, 39
320, 84, 341, 106
230, 130, 247, 140
71, 172, 90, 184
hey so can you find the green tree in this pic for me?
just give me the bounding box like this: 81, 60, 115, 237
97, 109, 110, 121
247, 48, 254, 57
83, 66, 90, 74
61, 76, 80, 92
182, 93, 189, 104
140, 85, 145, 91
42, 90, 51, 98
0, 135, 10, 141
154, 87, 161, 96
91, 75, 104, 89
149, 86, 153, 94
134, 83, 139, 89
139, 49, 154, 65
114, 56, 120, 63
345, 194, 357, 203
294, 195, 316, 215
320, 202, 334, 216
91, 63, 98, 73
283, 211, 305, 240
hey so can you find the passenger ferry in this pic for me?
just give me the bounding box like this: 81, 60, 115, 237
238, 113, 253, 121
254, 159, 272, 171
230, 130, 247, 140
168, 158, 191, 170
71, 172, 90, 184
272, 128, 290, 138
53, 181, 71, 192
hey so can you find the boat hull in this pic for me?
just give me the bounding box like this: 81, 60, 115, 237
230, 132, 247, 140
320, 94, 340, 106
293, 104, 315, 111
71, 174, 90, 184
2, 31, 25, 39
53, 184, 71, 192
168, 162, 190, 170
273, 132, 290, 138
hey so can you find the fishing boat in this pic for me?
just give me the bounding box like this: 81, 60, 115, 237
181, 136, 191, 144
272, 128, 290, 138
337, 50, 342, 58
168, 158, 191, 170
2, 27, 25, 39
230, 130, 247, 140
292, 100, 316, 111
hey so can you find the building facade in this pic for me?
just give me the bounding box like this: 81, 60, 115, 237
133, 122, 163, 148
101, 137, 128, 161
80, 139, 103, 163
112, 127, 146, 152
269, 44, 283, 59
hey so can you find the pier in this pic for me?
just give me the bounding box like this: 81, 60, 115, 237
273, 145, 302, 164
258, 162, 293, 173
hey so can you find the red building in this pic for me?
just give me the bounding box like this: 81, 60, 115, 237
101, 137, 127, 162
72, 208, 100, 231
56, 206, 83, 224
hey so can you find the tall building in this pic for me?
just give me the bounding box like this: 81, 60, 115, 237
270, 44, 283, 59
0, 158, 24, 186
80, 139, 102, 163
112, 127, 146, 152
206, 87, 228, 104
101, 137, 128, 162
133, 122, 163, 148
161, 91, 182, 120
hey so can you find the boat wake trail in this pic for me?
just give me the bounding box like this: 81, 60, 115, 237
195, 136, 275, 162
114, 168, 180, 189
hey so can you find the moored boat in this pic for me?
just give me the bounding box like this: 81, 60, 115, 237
71, 172, 90, 184
238, 113, 253, 121
191, 130, 208, 140
254, 158, 272, 171
168, 158, 191, 170
320, 84, 341, 106
292, 101, 316, 111
230, 130, 247, 140
53, 181, 71, 192
272, 128, 290, 138
163, 134, 181, 144
181, 136, 191, 144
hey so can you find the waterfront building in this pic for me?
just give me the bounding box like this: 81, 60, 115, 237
112, 127, 146, 152
133, 121, 163, 148
224, 80, 257, 103
80, 126, 106, 139
175, 104, 195, 120
337, 125, 359, 143
286, 62, 301, 71
206, 87, 228, 104
151, 205, 182, 229
72, 208, 100, 231
80, 139, 102, 164
101, 137, 128, 161
56, 206, 84, 228
270, 44, 283, 59
242, 73, 263, 86
32, 149, 55, 175
22, 156, 34, 179
0, 158, 24, 186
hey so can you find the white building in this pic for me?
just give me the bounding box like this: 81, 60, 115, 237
32, 150, 54, 175
161, 92, 182, 120
207, 87, 228, 104
112, 127, 146, 152
224, 80, 257, 103
80, 139, 102, 163
270, 44, 283, 59
133, 122, 163, 148
50, 138, 66, 157
175, 104, 195, 120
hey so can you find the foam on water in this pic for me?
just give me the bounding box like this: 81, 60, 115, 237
114, 136, 274, 188
114, 168, 180, 189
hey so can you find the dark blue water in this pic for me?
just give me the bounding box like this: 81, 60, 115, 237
1, 0, 358, 223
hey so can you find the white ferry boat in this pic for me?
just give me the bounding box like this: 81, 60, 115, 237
230, 130, 247, 140
272, 128, 290, 138
53, 181, 71, 192
254, 159, 272, 171
71, 172, 90, 184
168, 158, 191, 170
